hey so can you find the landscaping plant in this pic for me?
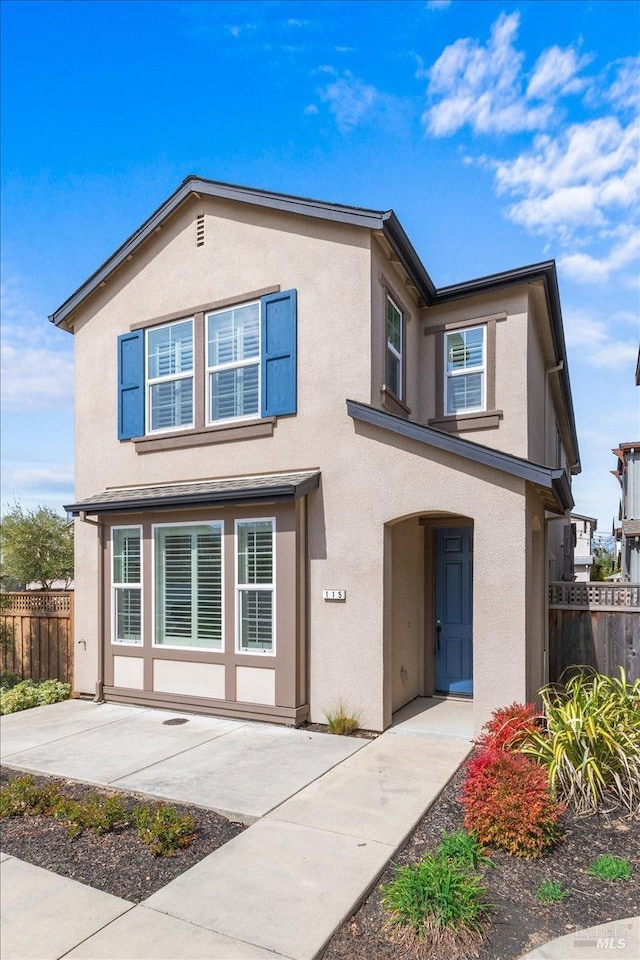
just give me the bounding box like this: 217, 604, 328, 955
132, 803, 197, 856
588, 854, 632, 882
435, 829, 492, 871
535, 880, 569, 903
522, 668, 640, 815
324, 699, 361, 735
381, 850, 491, 957
475, 701, 538, 751
460, 747, 564, 858
0, 678, 71, 715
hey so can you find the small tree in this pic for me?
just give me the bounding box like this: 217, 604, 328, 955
590, 545, 615, 582
0, 504, 74, 589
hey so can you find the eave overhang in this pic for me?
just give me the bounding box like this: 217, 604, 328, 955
347, 400, 573, 515
65, 470, 320, 517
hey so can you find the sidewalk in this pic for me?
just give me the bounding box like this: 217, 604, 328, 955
1, 697, 472, 960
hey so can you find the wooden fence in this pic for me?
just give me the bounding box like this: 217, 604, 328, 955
0, 592, 74, 685
548, 582, 640, 683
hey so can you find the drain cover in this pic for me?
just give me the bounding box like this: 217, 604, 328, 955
162, 717, 190, 726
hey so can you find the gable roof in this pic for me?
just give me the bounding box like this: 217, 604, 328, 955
347, 400, 574, 515
48, 175, 579, 466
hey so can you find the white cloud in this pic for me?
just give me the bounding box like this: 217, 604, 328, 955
559, 229, 640, 284
0, 276, 74, 411
526, 46, 592, 100
424, 13, 555, 136
1, 461, 74, 514
303, 103, 319, 116
321, 73, 379, 131
493, 118, 639, 239
426, 1, 452, 9
562, 306, 639, 368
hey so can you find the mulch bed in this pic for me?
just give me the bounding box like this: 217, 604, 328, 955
322, 767, 640, 960
0, 765, 245, 903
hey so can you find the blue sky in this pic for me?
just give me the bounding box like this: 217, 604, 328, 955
1, 0, 638, 531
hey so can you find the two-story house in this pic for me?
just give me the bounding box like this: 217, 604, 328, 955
570, 514, 597, 582
613, 443, 640, 582
52, 177, 579, 732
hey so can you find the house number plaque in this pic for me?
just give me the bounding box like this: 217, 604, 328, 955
323, 589, 346, 601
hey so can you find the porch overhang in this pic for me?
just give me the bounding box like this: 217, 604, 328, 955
65, 470, 320, 517
347, 400, 573, 515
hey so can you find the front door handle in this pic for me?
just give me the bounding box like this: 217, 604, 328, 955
436, 619, 442, 651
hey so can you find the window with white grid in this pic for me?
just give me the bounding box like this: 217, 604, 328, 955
112, 526, 142, 645
445, 325, 486, 414
236, 519, 275, 654
146, 318, 194, 432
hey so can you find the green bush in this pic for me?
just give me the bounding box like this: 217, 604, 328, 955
0, 775, 58, 819
535, 880, 569, 903
54, 794, 129, 837
382, 851, 491, 953
0, 678, 71, 715
522, 668, 640, 814
0, 672, 21, 690
133, 804, 196, 856
588, 854, 632, 882
435, 830, 492, 871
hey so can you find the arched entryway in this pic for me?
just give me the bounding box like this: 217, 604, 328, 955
386, 512, 474, 716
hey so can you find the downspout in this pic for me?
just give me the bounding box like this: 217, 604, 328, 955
544, 513, 571, 685
78, 511, 105, 702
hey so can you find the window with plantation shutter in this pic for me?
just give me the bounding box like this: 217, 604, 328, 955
146, 318, 194, 432
445, 326, 486, 415
385, 295, 403, 401
207, 302, 260, 422
112, 527, 142, 645
236, 519, 275, 654
154, 522, 223, 649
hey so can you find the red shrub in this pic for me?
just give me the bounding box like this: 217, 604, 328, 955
475, 702, 539, 751
460, 747, 563, 858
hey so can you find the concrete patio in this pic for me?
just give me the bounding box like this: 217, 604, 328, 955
1, 696, 474, 959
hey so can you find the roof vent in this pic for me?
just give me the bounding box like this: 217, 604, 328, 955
196, 213, 205, 247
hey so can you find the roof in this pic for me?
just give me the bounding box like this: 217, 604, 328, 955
622, 519, 640, 538
48, 175, 580, 468
347, 400, 573, 514
571, 513, 597, 525
65, 470, 320, 517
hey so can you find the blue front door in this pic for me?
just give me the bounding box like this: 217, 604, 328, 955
435, 526, 473, 695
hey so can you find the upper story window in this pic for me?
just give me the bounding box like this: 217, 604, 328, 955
385, 295, 404, 402
146, 319, 194, 433
116, 288, 297, 446
207, 302, 260, 423
445, 325, 486, 415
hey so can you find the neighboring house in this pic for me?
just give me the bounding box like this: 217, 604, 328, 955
51, 177, 579, 733
570, 514, 597, 582
612, 442, 640, 582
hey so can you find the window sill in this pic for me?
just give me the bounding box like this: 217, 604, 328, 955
133, 417, 276, 453
381, 386, 411, 418
428, 409, 503, 432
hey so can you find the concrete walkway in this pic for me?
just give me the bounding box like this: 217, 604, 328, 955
1, 697, 475, 959
3, 699, 638, 959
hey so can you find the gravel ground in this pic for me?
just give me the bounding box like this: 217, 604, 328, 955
0, 765, 245, 903
322, 767, 640, 960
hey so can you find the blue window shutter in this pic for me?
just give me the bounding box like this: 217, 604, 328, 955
117, 330, 144, 440
261, 290, 297, 417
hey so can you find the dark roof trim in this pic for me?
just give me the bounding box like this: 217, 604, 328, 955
347, 400, 573, 513
49, 176, 389, 327
65, 472, 320, 517
48, 176, 578, 469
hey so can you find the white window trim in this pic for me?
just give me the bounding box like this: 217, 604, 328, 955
234, 517, 276, 657
111, 524, 143, 646
145, 317, 195, 435
444, 324, 486, 415
151, 519, 225, 652
206, 301, 262, 427
386, 294, 403, 402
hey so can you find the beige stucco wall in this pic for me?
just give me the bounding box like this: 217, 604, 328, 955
69, 196, 549, 731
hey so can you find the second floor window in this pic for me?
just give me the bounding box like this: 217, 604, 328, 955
445, 326, 485, 414
146, 319, 194, 432
207, 302, 260, 422
386, 295, 403, 401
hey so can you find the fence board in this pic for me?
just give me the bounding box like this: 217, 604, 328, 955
0, 592, 73, 686
549, 584, 639, 683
